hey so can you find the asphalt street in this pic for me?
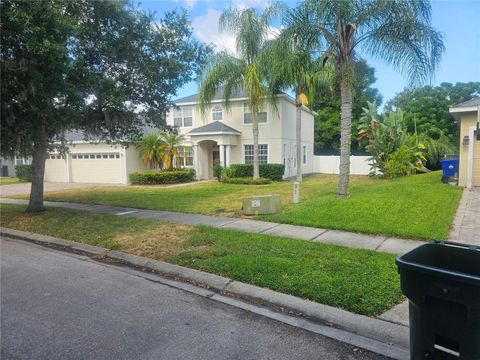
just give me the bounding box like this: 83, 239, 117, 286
1, 237, 390, 360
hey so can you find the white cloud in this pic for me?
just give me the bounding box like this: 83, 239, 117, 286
192, 8, 237, 53
231, 0, 272, 10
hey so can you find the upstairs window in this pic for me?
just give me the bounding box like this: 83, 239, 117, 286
244, 144, 268, 164
212, 105, 223, 121
173, 106, 193, 128
15, 156, 25, 165
243, 103, 267, 124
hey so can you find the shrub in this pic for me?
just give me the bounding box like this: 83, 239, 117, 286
221, 177, 271, 185
213, 160, 223, 181
384, 145, 425, 179
15, 165, 32, 181
221, 163, 285, 181
129, 169, 195, 185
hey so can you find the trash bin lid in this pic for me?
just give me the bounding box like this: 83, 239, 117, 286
396, 241, 480, 285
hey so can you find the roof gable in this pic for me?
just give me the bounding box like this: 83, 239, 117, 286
188, 121, 240, 135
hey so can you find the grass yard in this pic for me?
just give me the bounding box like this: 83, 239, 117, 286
0, 203, 403, 316
13, 171, 463, 240
0, 177, 23, 185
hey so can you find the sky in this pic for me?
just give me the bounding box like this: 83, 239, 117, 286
139, 0, 480, 106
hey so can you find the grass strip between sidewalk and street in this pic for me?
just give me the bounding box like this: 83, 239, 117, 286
0, 203, 403, 316
0, 178, 23, 185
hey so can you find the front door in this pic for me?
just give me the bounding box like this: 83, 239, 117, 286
212, 148, 220, 179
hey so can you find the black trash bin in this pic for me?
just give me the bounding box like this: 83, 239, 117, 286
396, 241, 480, 359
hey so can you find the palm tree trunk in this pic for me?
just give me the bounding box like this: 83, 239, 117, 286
296, 103, 302, 182
252, 112, 260, 179
26, 124, 48, 213
337, 81, 352, 198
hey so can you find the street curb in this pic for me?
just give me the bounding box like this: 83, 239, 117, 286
1, 227, 409, 359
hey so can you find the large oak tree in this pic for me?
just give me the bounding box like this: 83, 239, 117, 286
1, 0, 210, 212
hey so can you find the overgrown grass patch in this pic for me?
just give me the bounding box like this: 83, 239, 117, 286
0, 203, 403, 316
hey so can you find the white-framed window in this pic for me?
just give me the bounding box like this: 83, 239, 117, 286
244, 144, 268, 164
173, 106, 193, 128
177, 146, 193, 167
212, 105, 223, 121
243, 103, 267, 124
15, 156, 25, 165
71, 153, 119, 159
303, 145, 307, 165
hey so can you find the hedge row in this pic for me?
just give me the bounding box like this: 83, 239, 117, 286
129, 169, 195, 185
221, 177, 271, 185
15, 165, 33, 182
221, 163, 285, 181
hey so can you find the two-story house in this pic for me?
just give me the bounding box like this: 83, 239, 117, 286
36, 89, 315, 184
167, 88, 316, 180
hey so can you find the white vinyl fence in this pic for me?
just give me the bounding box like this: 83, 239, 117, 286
313, 155, 371, 175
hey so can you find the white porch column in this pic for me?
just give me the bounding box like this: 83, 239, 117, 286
64, 153, 70, 183
219, 144, 225, 167
192, 144, 200, 180
225, 145, 231, 167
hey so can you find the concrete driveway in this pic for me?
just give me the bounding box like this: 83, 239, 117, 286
449, 187, 480, 245
0, 181, 123, 197
1, 238, 388, 360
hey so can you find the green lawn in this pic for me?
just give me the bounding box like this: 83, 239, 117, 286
14, 171, 462, 240
0, 177, 23, 185
0, 203, 403, 316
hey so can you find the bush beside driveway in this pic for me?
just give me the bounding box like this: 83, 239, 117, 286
0, 203, 403, 316
23, 171, 463, 240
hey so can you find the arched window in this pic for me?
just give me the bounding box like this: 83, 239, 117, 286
212, 105, 223, 121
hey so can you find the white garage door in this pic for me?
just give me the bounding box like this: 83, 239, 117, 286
71, 153, 122, 183
45, 154, 66, 182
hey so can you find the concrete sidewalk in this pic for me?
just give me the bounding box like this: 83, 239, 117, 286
1, 197, 423, 255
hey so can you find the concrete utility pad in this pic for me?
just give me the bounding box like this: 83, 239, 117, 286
263, 224, 327, 240
222, 219, 279, 233
376, 238, 422, 254
313, 230, 386, 250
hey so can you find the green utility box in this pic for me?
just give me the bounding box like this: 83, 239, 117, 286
242, 195, 281, 215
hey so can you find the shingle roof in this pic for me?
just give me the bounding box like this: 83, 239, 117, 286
451, 97, 480, 108
189, 121, 241, 135
175, 87, 247, 104
174, 87, 287, 104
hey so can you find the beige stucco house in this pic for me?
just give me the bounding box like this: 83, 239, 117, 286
39, 90, 315, 184
167, 89, 315, 180
450, 97, 480, 188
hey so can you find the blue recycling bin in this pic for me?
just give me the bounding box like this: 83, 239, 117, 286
440, 158, 458, 177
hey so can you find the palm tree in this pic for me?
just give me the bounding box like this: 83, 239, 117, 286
159, 131, 185, 170
136, 133, 163, 169
262, 4, 331, 182
198, 7, 274, 179
300, 0, 444, 197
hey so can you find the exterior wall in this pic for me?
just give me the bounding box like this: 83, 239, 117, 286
125, 146, 147, 181
0, 156, 32, 177
313, 155, 371, 175
458, 113, 477, 187
280, 100, 314, 177
167, 96, 315, 178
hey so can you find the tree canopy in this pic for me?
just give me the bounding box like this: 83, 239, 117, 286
1, 0, 210, 211
385, 82, 480, 144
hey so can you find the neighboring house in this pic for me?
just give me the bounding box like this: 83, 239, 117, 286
167, 88, 316, 180
450, 97, 480, 188
0, 155, 31, 177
